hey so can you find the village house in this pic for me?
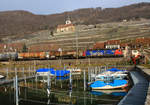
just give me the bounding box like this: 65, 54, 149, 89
56, 18, 75, 33
105, 40, 121, 49
0, 43, 24, 52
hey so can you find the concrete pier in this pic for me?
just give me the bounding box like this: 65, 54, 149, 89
118, 67, 149, 105
137, 66, 150, 105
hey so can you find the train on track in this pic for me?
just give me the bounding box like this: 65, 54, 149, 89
0, 49, 124, 61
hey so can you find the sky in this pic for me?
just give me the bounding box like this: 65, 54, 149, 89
0, 0, 150, 15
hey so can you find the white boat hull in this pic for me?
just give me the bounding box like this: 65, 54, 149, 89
92, 84, 127, 90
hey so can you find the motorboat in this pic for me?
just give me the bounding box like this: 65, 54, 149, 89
95, 68, 128, 81
67, 68, 81, 75
90, 76, 128, 90
0, 75, 5, 81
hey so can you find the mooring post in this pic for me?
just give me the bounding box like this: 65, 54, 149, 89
29, 66, 30, 77
69, 89, 72, 103
33, 65, 36, 75
95, 66, 97, 75
15, 67, 17, 76
24, 75, 27, 86
90, 93, 93, 104
6, 67, 8, 79
105, 66, 107, 71
47, 71, 50, 88
69, 68, 72, 91
90, 67, 92, 82
98, 66, 100, 73
13, 77, 16, 102
47, 71, 51, 97
35, 73, 37, 82
15, 75, 19, 105
22, 67, 24, 77
54, 70, 56, 85
84, 69, 86, 91
88, 67, 90, 83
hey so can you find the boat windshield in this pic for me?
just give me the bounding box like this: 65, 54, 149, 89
104, 76, 114, 83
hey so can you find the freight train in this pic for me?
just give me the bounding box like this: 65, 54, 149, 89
0, 49, 123, 61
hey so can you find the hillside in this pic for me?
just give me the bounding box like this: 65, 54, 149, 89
0, 2, 150, 42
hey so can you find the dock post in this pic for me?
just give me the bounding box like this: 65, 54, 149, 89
95, 66, 97, 75
105, 66, 107, 71
69, 68, 72, 91
35, 73, 37, 91
98, 66, 100, 73
35, 73, 37, 82
34, 66, 36, 76
47, 71, 51, 97
47, 71, 51, 88
88, 67, 90, 83
29, 66, 30, 77
22, 67, 24, 77
6, 67, 8, 79
84, 69, 86, 91
55, 70, 56, 85
15, 67, 17, 76
15, 75, 19, 105
13, 77, 16, 102
24, 75, 27, 86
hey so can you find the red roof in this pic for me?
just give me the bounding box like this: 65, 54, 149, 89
0, 43, 24, 52
93, 42, 105, 49
105, 40, 121, 45
136, 37, 150, 44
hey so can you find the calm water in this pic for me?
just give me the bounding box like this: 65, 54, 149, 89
0, 74, 128, 105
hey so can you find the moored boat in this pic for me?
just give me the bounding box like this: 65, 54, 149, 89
0, 75, 5, 81
68, 68, 81, 75
90, 75, 128, 90
95, 68, 128, 81
90, 79, 128, 90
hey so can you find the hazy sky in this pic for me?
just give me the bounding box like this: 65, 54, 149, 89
0, 0, 150, 14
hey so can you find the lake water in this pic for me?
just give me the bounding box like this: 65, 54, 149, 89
0, 74, 128, 105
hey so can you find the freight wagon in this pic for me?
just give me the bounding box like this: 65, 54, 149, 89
0, 49, 123, 61
0, 52, 18, 61
18, 52, 49, 60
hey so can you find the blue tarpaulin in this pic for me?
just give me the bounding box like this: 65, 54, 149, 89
90, 80, 127, 88
106, 68, 127, 72
36, 68, 70, 77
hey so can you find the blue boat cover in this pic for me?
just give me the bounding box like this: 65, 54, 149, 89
36, 68, 70, 77
36, 68, 55, 72
90, 80, 127, 88
106, 68, 127, 72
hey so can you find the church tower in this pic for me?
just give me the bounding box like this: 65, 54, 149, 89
65, 18, 72, 24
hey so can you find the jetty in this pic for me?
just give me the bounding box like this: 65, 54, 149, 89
118, 66, 150, 105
